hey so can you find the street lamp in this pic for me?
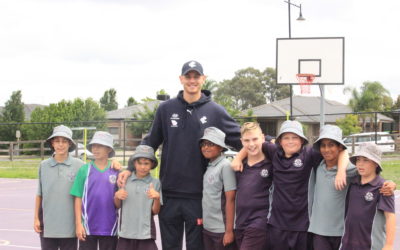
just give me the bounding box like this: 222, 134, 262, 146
284, 0, 305, 119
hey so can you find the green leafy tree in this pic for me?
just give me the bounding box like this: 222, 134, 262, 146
214, 67, 290, 111
25, 98, 106, 141
344, 81, 392, 131
129, 103, 159, 137
126, 97, 138, 107
0, 90, 25, 141
202, 79, 218, 92
336, 114, 362, 136
100, 88, 118, 111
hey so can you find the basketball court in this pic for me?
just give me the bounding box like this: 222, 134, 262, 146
0, 178, 399, 249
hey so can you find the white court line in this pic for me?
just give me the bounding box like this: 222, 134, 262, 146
0, 208, 32, 212
0, 186, 37, 191
0, 229, 34, 232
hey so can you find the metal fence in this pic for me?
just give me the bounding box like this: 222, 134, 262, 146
1, 110, 399, 163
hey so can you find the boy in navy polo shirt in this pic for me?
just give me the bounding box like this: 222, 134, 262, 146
200, 127, 237, 250
114, 145, 161, 250
235, 122, 272, 250
70, 131, 119, 250
232, 120, 349, 250
340, 142, 396, 250
34, 125, 84, 250
308, 125, 396, 250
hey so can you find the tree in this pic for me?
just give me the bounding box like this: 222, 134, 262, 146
129, 102, 159, 137
345, 81, 392, 112
100, 88, 118, 111
25, 98, 106, 141
126, 97, 138, 107
0, 90, 25, 141
202, 79, 218, 92
336, 114, 362, 136
213, 67, 290, 112
344, 81, 393, 131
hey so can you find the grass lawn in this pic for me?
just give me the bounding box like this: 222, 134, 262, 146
381, 161, 400, 187
0, 158, 161, 179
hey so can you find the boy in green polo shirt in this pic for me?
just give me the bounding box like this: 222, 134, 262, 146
34, 125, 84, 250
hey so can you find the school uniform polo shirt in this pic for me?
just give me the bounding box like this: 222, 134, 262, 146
37, 156, 84, 238
202, 155, 236, 233
340, 175, 395, 250
264, 143, 323, 231
118, 173, 162, 240
308, 162, 357, 236
235, 158, 273, 231
70, 161, 119, 236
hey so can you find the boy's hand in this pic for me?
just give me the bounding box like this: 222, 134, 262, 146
231, 157, 243, 172
33, 218, 42, 233
380, 181, 396, 196
335, 171, 347, 191
117, 170, 132, 188
382, 244, 393, 250
76, 224, 86, 241
115, 188, 128, 200
223, 230, 234, 246
147, 183, 160, 200
111, 160, 122, 171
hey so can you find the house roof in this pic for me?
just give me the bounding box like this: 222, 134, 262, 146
0, 104, 46, 121
243, 96, 393, 123
106, 100, 161, 120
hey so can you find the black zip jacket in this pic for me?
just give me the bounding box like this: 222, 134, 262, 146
130, 90, 241, 199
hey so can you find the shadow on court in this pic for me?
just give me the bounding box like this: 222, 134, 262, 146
0, 178, 399, 249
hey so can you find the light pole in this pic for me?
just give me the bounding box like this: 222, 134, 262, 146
284, 0, 305, 119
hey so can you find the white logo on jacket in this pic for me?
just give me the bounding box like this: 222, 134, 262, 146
200, 116, 207, 124
171, 120, 178, 127
171, 113, 180, 119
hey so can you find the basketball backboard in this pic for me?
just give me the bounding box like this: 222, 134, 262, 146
276, 37, 345, 85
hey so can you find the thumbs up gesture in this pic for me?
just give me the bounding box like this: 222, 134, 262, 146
147, 183, 160, 200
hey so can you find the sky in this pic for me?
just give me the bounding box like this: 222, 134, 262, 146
1, 0, 399, 109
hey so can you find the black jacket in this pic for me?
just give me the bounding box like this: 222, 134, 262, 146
132, 90, 241, 199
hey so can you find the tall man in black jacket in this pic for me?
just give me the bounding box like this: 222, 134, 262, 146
118, 60, 241, 250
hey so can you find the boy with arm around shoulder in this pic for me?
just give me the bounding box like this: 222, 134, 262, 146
70, 132, 119, 250
340, 142, 396, 250
200, 127, 237, 250
114, 145, 161, 250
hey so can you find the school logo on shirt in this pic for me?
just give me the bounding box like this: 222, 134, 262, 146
170, 114, 179, 127
364, 191, 374, 201
67, 171, 76, 182
109, 175, 117, 184
200, 116, 207, 124
260, 169, 269, 178
293, 158, 303, 168
207, 175, 215, 184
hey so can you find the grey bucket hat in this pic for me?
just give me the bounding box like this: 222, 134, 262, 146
350, 142, 382, 170
199, 127, 229, 151
277, 120, 308, 145
128, 145, 158, 170
313, 125, 347, 151
87, 131, 115, 158
46, 125, 76, 152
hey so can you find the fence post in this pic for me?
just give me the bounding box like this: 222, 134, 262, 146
40, 141, 45, 160
9, 142, 14, 161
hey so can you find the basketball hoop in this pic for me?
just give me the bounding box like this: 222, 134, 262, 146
296, 73, 315, 94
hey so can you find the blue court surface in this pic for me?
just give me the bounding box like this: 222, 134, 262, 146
1, 178, 399, 249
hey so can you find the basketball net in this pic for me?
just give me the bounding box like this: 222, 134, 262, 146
296, 74, 315, 94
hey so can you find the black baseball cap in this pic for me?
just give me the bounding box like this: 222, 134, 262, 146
181, 60, 204, 75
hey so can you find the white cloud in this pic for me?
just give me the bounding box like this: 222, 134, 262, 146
0, 0, 399, 109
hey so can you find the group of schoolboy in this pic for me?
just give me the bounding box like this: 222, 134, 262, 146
34, 125, 161, 250
34, 60, 396, 250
